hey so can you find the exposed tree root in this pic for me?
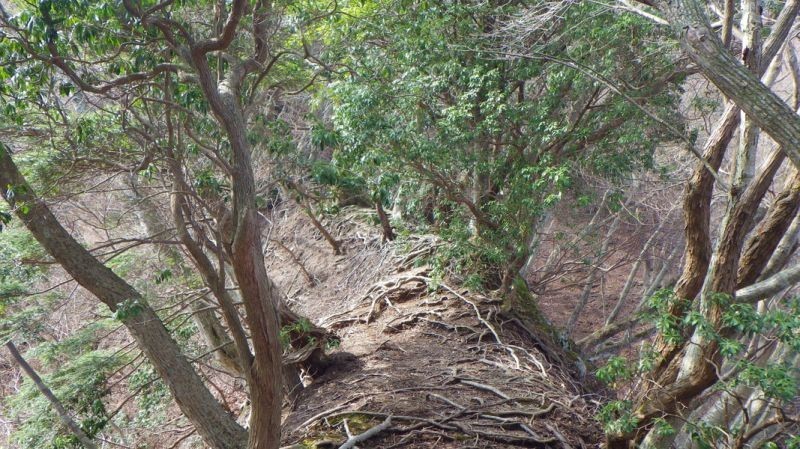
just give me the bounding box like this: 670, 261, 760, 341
320, 267, 431, 328
284, 245, 598, 448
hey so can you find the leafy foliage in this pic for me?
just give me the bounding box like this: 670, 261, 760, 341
606, 290, 800, 446
318, 0, 683, 289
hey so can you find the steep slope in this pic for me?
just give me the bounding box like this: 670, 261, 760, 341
0, 200, 601, 449
264, 205, 602, 448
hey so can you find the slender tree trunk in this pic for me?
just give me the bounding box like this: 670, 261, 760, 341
736, 258, 800, 303
732, 0, 762, 193
606, 216, 669, 325
565, 214, 621, 337
760, 211, 800, 278
5, 341, 99, 449
127, 176, 240, 374
518, 210, 554, 278
0, 145, 247, 449
375, 200, 396, 242
189, 51, 284, 447
638, 245, 680, 308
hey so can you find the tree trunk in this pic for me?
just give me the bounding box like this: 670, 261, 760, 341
736, 258, 800, 303
731, 0, 762, 193
660, 0, 800, 168
737, 172, 800, 286
190, 49, 284, 447
760, 211, 800, 278
6, 341, 99, 449
0, 145, 248, 449
127, 176, 241, 374
565, 214, 621, 337
376, 200, 396, 242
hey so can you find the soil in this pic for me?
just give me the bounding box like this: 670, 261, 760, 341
0, 200, 611, 449
263, 204, 604, 448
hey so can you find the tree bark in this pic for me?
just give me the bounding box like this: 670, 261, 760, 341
659, 0, 800, 169
732, 0, 762, 192
760, 211, 800, 279
189, 44, 284, 448
0, 145, 248, 449
737, 172, 800, 286
736, 258, 800, 303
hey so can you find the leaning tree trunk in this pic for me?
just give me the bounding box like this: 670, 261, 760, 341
661, 0, 800, 167
5, 341, 99, 449
737, 171, 800, 286
0, 145, 248, 449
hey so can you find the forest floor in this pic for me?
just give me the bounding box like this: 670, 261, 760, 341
266, 206, 605, 448
0, 202, 612, 448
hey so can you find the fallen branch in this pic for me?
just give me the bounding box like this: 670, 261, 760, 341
338, 416, 392, 449
271, 239, 317, 286
544, 423, 574, 449
328, 411, 457, 431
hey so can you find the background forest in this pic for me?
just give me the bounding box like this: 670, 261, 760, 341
1, 0, 800, 448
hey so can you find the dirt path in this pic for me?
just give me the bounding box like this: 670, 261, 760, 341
267, 208, 602, 448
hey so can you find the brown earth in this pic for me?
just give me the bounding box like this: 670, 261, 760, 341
263, 205, 603, 448
1, 200, 609, 448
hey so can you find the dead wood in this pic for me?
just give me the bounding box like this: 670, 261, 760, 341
338, 416, 392, 449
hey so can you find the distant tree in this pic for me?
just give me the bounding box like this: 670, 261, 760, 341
5, 341, 99, 449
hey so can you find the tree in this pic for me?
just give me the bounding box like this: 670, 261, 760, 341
0, 144, 249, 448
594, 0, 800, 446
4, 341, 98, 449
320, 0, 684, 297
0, 1, 334, 448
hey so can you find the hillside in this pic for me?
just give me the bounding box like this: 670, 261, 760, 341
3, 0, 800, 447
265, 208, 602, 448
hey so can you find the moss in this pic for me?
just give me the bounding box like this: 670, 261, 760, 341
299, 437, 339, 449
293, 425, 346, 448
326, 413, 380, 434
502, 276, 549, 328
502, 275, 588, 377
